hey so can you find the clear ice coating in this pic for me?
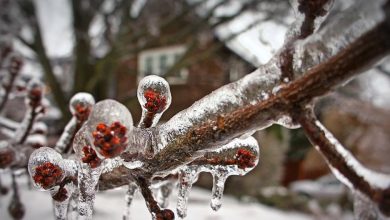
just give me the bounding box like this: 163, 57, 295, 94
137, 75, 172, 127
293, 0, 386, 75
123, 183, 137, 220
28, 147, 64, 190
77, 162, 104, 220
156, 61, 281, 155
85, 99, 134, 158
176, 137, 260, 218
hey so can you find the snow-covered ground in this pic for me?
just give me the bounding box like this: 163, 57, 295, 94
0, 175, 311, 220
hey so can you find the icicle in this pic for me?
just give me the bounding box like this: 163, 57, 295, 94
155, 180, 174, 209
67, 190, 79, 220
177, 167, 201, 219
77, 162, 103, 220
175, 137, 259, 214
210, 170, 228, 211
137, 75, 171, 128
123, 183, 137, 220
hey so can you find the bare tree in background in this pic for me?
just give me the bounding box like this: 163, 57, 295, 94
1, 0, 390, 220
0, 0, 290, 121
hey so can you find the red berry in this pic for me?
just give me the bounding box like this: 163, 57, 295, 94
92, 122, 128, 158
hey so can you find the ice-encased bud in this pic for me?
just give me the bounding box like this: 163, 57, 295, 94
26, 78, 43, 107
86, 99, 133, 159
137, 75, 171, 114
28, 147, 64, 190
0, 141, 15, 169
69, 92, 95, 121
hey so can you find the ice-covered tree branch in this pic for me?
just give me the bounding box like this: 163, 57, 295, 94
21, 0, 390, 219
294, 107, 390, 216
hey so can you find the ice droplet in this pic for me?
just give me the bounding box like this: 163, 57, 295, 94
137, 75, 171, 127
123, 183, 137, 220
86, 99, 133, 159
28, 147, 64, 190
69, 92, 95, 124
69, 92, 95, 116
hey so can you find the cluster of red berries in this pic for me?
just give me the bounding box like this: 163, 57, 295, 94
74, 104, 91, 122
235, 148, 256, 169
81, 145, 102, 168
92, 121, 128, 158
52, 187, 68, 202
143, 89, 167, 113
0, 147, 14, 169
32, 162, 63, 189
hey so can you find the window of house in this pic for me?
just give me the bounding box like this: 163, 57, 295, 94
138, 45, 188, 84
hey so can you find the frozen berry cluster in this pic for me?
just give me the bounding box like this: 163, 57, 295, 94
235, 148, 256, 169
81, 145, 102, 168
92, 121, 128, 158
33, 162, 63, 189
143, 89, 167, 114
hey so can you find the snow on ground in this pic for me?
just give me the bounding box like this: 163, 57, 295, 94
0, 175, 311, 220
